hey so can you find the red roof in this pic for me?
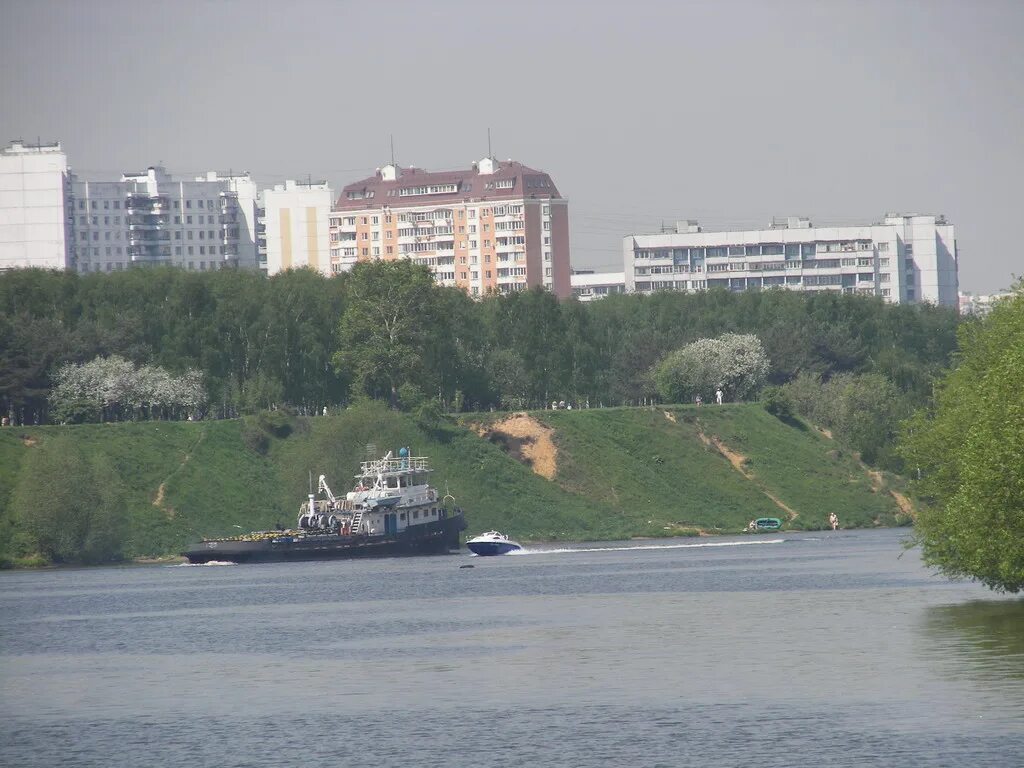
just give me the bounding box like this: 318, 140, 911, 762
333, 159, 561, 211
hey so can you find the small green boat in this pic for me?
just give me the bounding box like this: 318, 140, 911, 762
747, 517, 782, 532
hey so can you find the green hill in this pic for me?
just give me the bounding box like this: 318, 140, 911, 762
0, 401, 911, 566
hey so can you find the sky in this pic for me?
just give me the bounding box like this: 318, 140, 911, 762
2, 0, 1021, 293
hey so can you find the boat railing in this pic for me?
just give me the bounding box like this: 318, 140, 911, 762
358, 456, 431, 475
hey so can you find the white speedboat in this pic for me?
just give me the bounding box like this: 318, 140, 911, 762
466, 530, 522, 556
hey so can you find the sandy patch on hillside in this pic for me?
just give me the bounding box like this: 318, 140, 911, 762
889, 489, 915, 517
664, 411, 677, 423
868, 469, 884, 492
475, 413, 557, 480
867, 468, 915, 518
21, 436, 37, 447
698, 431, 799, 521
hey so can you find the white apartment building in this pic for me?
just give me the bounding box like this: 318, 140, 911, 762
959, 290, 1016, 317
571, 270, 626, 301
71, 167, 259, 273
0, 140, 73, 270
624, 214, 958, 306
261, 180, 333, 275
329, 157, 571, 298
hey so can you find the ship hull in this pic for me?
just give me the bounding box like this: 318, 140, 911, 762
184, 513, 466, 564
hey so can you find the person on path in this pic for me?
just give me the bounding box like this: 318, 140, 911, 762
715, 388, 724, 405
695, 395, 702, 407
829, 512, 839, 531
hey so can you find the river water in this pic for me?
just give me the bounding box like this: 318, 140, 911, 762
1, 528, 1022, 767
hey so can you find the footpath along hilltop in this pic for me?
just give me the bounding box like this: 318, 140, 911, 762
0, 401, 911, 566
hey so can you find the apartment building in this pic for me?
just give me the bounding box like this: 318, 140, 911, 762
261, 180, 333, 275
623, 214, 958, 306
329, 157, 571, 298
571, 269, 626, 302
70, 168, 259, 273
0, 140, 73, 271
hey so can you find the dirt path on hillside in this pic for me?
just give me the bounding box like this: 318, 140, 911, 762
475, 413, 558, 480
697, 431, 799, 522
153, 427, 207, 518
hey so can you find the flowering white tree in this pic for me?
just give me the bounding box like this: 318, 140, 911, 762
653, 333, 770, 404
50, 355, 206, 422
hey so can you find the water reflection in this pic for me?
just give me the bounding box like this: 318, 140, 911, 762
922, 600, 1024, 682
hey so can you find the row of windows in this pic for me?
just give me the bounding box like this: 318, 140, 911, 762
636, 278, 894, 294
76, 198, 219, 211
399, 183, 459, 196
636, 241, 889, 260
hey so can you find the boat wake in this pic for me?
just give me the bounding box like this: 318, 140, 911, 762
512, 539, 785, 555
167, 560, 238, 567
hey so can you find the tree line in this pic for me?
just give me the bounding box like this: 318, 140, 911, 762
1, 263, 960, 437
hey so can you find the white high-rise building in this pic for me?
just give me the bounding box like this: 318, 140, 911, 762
71, 167, 260, 273
0, 140, 73, 271
261, 180, 333, 275
623, 214, 958, 306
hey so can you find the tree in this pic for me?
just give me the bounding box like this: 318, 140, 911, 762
900, 290, 1024, 593
653, 333, 770, 403
334, 260, 439, 408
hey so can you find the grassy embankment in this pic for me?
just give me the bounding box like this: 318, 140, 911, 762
0, 401, 911, 566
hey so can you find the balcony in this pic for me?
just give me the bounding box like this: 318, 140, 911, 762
125, 195, 169, 213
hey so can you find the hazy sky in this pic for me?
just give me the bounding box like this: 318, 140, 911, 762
2, 0, 1021, 292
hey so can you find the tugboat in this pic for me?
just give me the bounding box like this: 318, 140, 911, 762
183, 448, 467, 564
466, 530, 522, 556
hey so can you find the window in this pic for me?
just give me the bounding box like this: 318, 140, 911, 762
188, 246, 194, 255
173, 200, 180, 209
361, 247, 368, 256
186, 215, 192, 224
175, 232, 181, 240
104, 200, 109, 210
372, 247, 380, 256
371, 216, 379, 224
386, 246, 393, 254
200, 246, 206, 255
91, 216, 97, 225
186, 200, 192, 209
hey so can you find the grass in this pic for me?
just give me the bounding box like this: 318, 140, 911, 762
0, 401, 908, 565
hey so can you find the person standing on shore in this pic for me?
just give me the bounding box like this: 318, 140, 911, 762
829, 512, 839, 531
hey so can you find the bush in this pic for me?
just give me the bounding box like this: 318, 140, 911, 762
761, 386, 794, 420
8, 436, 128, 564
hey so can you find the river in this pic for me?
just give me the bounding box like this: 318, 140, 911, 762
1, 528, 1022, 767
